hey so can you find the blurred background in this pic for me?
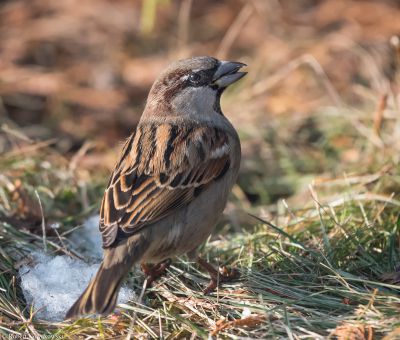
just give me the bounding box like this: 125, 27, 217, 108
2, 2, 400, 337
1, 0, 400, 221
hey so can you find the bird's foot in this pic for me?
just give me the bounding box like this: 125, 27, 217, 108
197, 257, 240, 294
141, 259, 171, 289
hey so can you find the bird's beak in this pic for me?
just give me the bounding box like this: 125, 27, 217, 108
212, 61, 247, 88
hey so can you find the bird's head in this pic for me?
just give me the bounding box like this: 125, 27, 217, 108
143, 56, 246, 121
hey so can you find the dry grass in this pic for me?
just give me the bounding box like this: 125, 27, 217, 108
1, 73, 400, 338
1, 0, 400, 338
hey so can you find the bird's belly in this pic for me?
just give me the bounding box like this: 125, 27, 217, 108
140, 171, 235, 263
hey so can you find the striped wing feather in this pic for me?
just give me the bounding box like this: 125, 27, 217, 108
99, 123, 231, 247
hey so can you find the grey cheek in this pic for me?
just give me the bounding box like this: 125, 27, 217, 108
170, 86, 218, 121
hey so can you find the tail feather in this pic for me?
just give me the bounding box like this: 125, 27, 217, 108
65, 235, 147, 319
65, 259, 131, 319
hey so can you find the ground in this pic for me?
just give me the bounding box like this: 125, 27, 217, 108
1, 0, 400, 339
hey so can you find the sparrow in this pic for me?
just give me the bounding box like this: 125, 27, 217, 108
66, 56, 246, 318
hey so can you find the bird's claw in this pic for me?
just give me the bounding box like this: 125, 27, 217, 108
203, 266, 240, 295
141, 259, 171, 289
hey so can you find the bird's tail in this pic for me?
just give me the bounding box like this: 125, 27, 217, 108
65, 236, 146, 319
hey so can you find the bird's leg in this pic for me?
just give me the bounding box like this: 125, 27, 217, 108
141, 258, 171, 289
196, 256, 240, 294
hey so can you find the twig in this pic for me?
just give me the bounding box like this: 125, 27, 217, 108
216, 3, 253, 59
248, 54, 343, 107
248, 213, 306, 249
312, 169, 390, 188
373, 192, 395, 225
3, 139, 57, 158
373, 93, 388, 137
69, 140, 95, 173
285, 192, 400, 230
18, 227, 83, 260
210, 315, 267, 336
309, 184, 332, 257
1, 123, 33, 143
126, 280, 148, 340
34, 190, 47, 253
177, 0, 193, 57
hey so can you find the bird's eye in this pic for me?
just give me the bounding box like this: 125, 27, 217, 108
189, 72, 202, 83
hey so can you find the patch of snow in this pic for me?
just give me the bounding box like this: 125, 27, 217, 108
19, 215, 136, 321
68, 215, 103, 261
241, 307, 252, 319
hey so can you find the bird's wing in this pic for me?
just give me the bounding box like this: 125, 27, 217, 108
99, 123, 231, 247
